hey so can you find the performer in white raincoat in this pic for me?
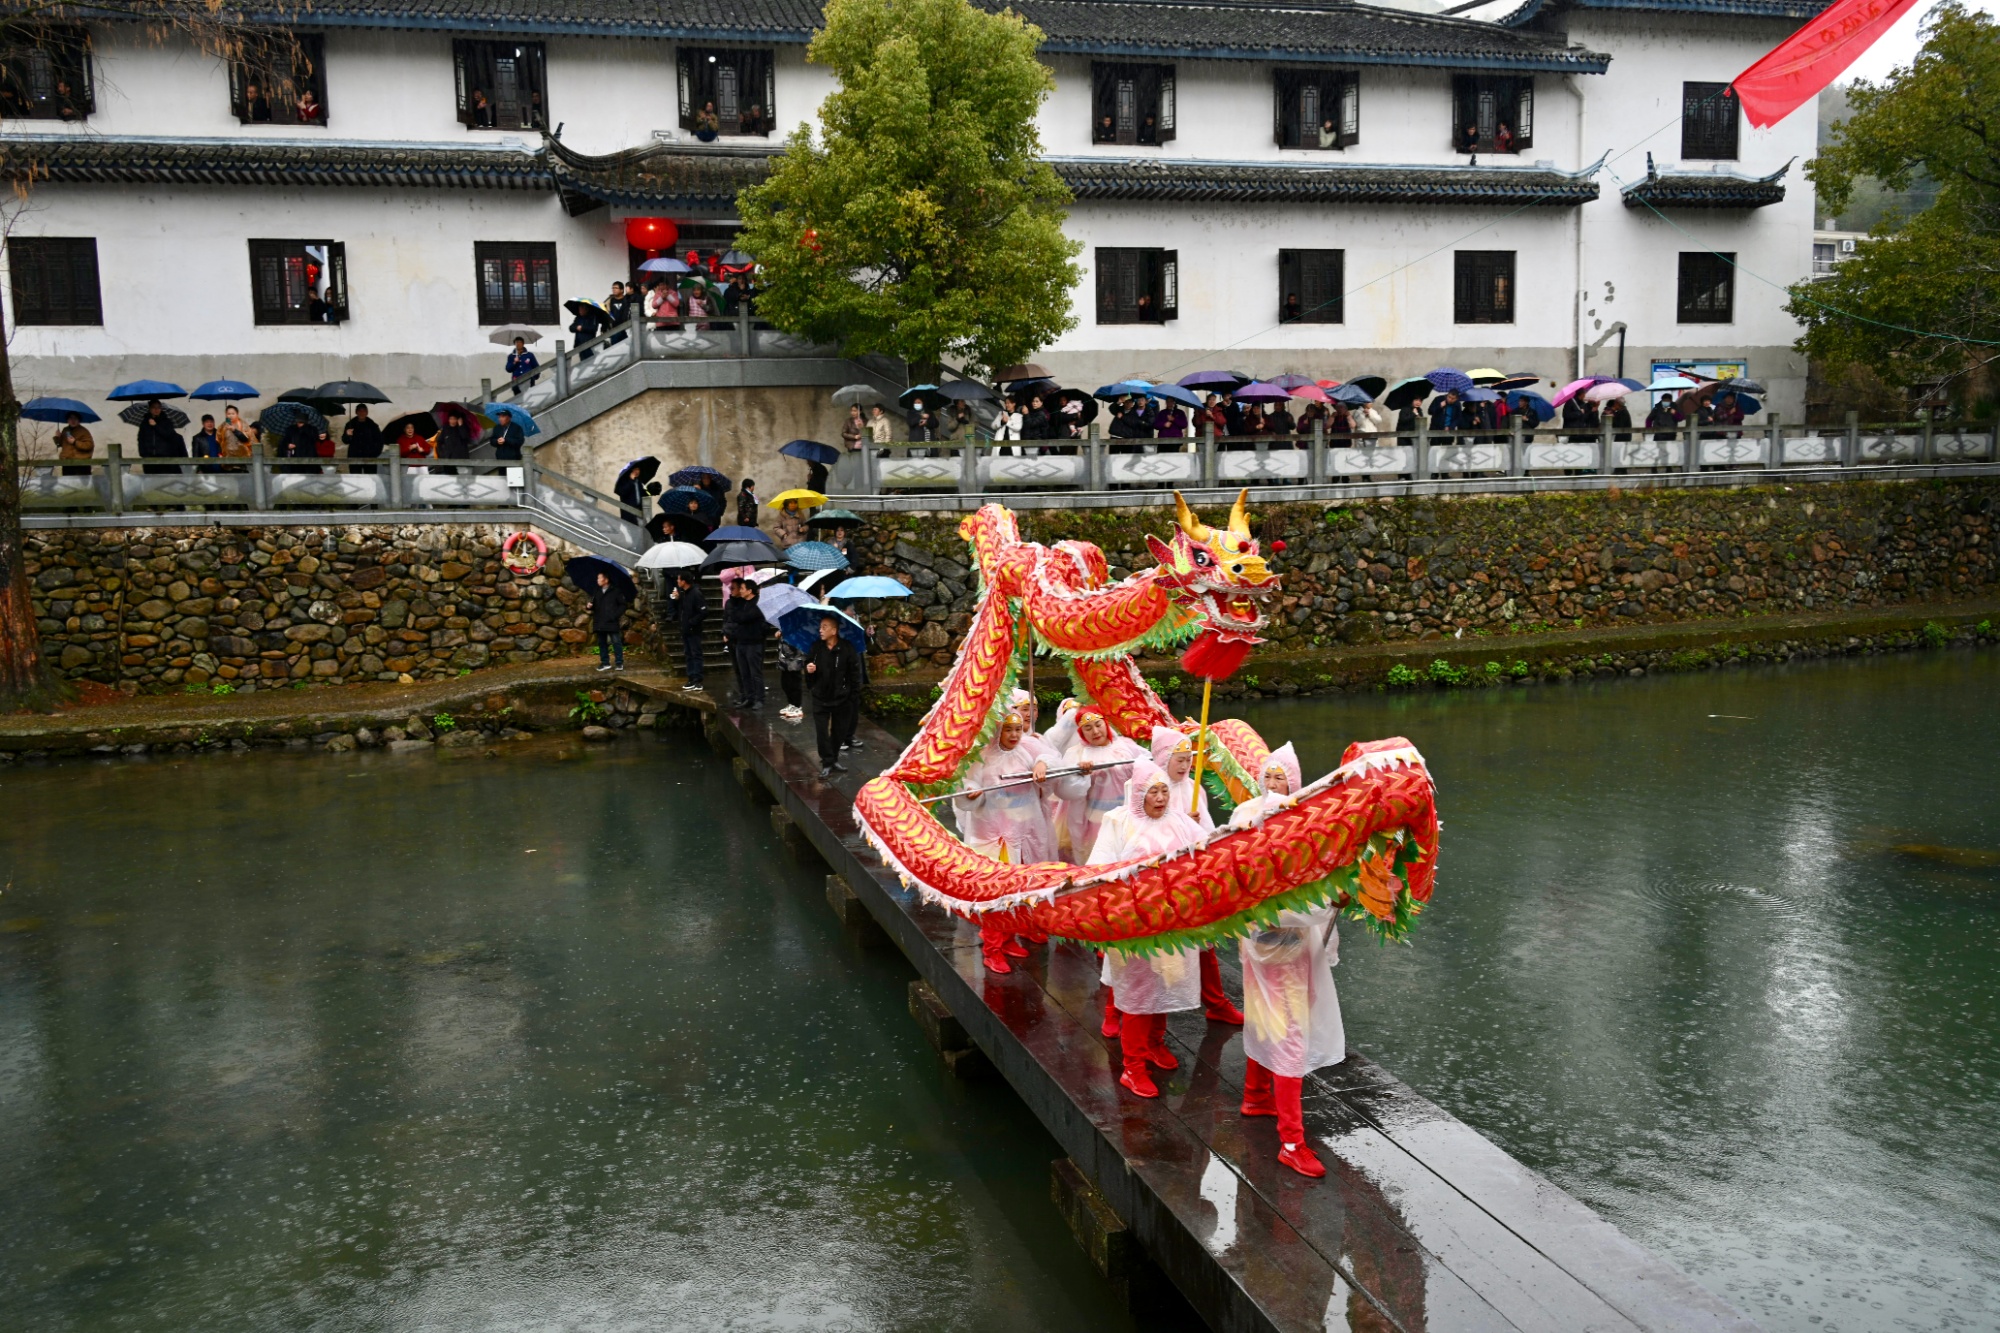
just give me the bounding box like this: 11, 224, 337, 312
1061, 707, 1145, 866
1150, 726, 1245, 1026
1092, 761, 1205, 1099
952, 711, 1059, 974
1008, 690, 1066, 942
1227, 743, 1341, 1178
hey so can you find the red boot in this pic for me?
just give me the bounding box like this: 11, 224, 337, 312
1274, 1074, 1325, 1177
1241, 1058, 1277, 1118
1100, 983, 1120, 1039
1118, 1012, 1158, 1097
1022, 928, 1049, 944
1201, 948, 1245, 1025
1001, 935, 1031, 958
979, 921, 1013, 974
1146, 1013, 1179, 1070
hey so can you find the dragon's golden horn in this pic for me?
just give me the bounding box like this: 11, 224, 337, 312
1173, 491, 1209, 541
1227, 488, 1251, 540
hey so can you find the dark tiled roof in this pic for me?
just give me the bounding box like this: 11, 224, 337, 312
229, 0, 1607, 70
1621, 158, 1790, 209
1489, 0, 1828, 24
0, 133, 549, 189
1004, 0, 1608, 71
1054, 154, 1600, 203
544, 138, 777, 210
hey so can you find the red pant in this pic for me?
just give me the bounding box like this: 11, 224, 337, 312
1200, 948, 1233, 1011
1119, 1012, 1168, 1082
1243, 1059, 1305, 1145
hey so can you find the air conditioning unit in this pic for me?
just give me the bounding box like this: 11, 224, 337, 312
1841, 238, 1856, 252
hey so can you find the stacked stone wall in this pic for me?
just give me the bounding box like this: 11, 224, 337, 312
24, 524, 643, 691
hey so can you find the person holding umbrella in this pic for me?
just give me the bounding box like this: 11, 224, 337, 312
589, 570, 631, 672
434, 406, 474, 473
487, 406, 526, 461
841, 405, 866, 453
722, 577, 769, 709
767, 497, 806, 548
191, 414, 222, 472
395, 418, 432, 462
54, 411, 94, 476
343, 405, 384, 474
136, 399, 187, 474
670, 568, 707, 693
806, 612, 863, 779
505, 336, 538, 383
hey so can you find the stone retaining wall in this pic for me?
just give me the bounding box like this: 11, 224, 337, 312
25, 524, 647, 692
840, 479, 1998, 670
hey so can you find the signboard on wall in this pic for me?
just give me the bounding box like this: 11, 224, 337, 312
1652, 359, 1749, 383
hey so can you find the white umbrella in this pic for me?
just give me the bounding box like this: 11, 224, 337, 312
797, 567, 840, 593
1645, 375, 1700, 393
488, 324, 543, 345
757, 583, 817, 626
832, 384, 886, 406
636, 541, 708, 569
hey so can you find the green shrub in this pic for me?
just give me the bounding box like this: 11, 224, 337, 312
1510, 660, 1531, 678
1922, 620, 1950, 649
1427, 658, 1465, 686
1483, 660, 1504, 679
433, 712, 456, 733
1385, 663, 1420, 687
210, 680, 234, 695
568, 691, 609, 726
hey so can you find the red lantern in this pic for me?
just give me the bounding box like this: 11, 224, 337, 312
624, 217, 677, 252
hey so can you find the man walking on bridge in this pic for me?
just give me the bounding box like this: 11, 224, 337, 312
671, 570, 706, 693
806, 614, 861, 779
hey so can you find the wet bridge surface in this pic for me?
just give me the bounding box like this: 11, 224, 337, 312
707, 705, 1758, 1333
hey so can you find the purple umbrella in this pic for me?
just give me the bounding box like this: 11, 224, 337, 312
1269, 373, 1318, 390
1178, 370, 1250, 391
1232, 381, 1292, 403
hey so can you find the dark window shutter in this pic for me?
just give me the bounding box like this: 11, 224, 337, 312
327, 241, 349, 321
1096, 249, 1117, 323
1306, 249, 1342, 323
1273, 71, 1287, 148
9, 237, 102, 325
227, 56, 245, 121
1159, 250, 1178, 320
452, 40, 471, 124
1278, 248, 1299, 319
74, 32, 93, 114
765, 57, 776, 131
677, 51, 691, 125
1339, 73, 1358, 143
1676, 252, 1734, 322
1515, 79, 1533, 148
1157, 68, 1175, 140
1452, 75, 1474, 150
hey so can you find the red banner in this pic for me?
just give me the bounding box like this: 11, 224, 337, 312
1732, 0, 1924, 128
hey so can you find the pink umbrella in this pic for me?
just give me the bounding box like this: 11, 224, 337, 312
1582, 380, 1637, 403
1291, 384, 1332, 404
1552, 376, 1612, 408
718, 564, 759, 597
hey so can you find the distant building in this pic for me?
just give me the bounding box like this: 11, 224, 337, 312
1812, 224, 1866, 279
0, 0, 1825, 423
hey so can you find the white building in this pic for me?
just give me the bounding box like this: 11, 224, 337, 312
0, 0, 1823, 429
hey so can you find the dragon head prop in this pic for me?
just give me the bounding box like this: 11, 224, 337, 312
1146, 491, 1280, 678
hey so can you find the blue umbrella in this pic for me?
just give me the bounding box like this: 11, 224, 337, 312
827, 575, 911, 600
190, 379, 259, 401
1425, 368, 1476, 394
1093, 379, 1153, 401
786, 540, 850, 571
1328, 383, 1375, 407
897, 384, 941, 406
1146, 383, 1203, 409
565, 555, 636, 601
778, 602, 867, 654
1506, 390, 1555, 423
706, 524, 774, 545
1460, 387, 1501, 403
1178, 370, 1250, 390
1727, 393, 1763, 414
107, 378, 186, 401
779, 439, 841, 466
669, 464, 731, 490
484, 403, 540, 435
639, 257, 693, 274
659, 486, 723, 523
21, 396, 98, 424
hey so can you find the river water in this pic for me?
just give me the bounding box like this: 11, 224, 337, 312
4, 655, 1995, 1333
0, 735, 1133, 1332
1232, 651, 2000, 1333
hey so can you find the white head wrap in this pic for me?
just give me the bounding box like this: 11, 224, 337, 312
1149, 725, 1192, 767
1262, 742, 1302, 795
1126, 760, 1173, 817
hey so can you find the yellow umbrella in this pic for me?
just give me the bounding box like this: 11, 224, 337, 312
768, 488, 828, 508
1468, 368, 1507, 384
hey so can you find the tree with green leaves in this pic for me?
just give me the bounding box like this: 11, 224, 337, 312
0, 5, 293, 705
735, 0, 1081, 379
1789, 0, 2000, 414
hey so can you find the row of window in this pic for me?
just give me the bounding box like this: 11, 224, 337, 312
7, 233, 1736, 331
0, 27, 1746, 159
8, 237, 560, 326
1101, 247, 1737, 325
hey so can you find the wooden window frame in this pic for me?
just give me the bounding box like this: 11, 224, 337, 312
1453, 250, 1515, 324
475, 241, 559, 325
248, 239, 348, 326
1278, 248, 1344, 324
1096, 247, 1177, 324
8, 236, 102, 326
1450, 75, 1532, 154
1676, 251, 1735, 324
1680, 82, 1739, 161
1090, 62, 1175, 146
453, 39, 547, 133
676, 47, 777, 137
228, 32, 327, 126
1274, 70, 1358, 150
0, 26, 94, 122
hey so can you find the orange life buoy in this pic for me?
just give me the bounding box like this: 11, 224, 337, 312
501, 530, 547, 574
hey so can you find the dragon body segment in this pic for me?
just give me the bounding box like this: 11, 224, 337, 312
853, 496, 1439, 949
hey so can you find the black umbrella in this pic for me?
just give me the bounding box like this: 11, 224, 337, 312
381, 411, 438, 442
805, 507, 865, 530
662, 511, 715, 542
1342, 375, 1389, 399
937, 380, 997, 402
118, 402, 189, 429
312, 379, 390, 404
779, 439, 840, 466
669, 465, 731, 491
565, 555, 636, 601
1383, 377, 1434, 411
660, 485, 724, 524
278, 386, 345, 417
1056, 388, 1101, 426
702, 539, 783, 568
646, 513, 672, 544
622, 456, 661, 487
258, 401, 329, 437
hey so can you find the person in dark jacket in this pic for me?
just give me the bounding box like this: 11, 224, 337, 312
487, 407, 526, 461
736, 478, 759, 527
670, 569, 707, 692
191, 415, 222, 473
136, 400, 188, 474
342, 404, 384, 474
805, 613, 863, 778
721, 578, 769, 709
434, 408, 473, 474
589, 570, 631, 671
277, 415, 317, 474
569, 301, 606, 360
